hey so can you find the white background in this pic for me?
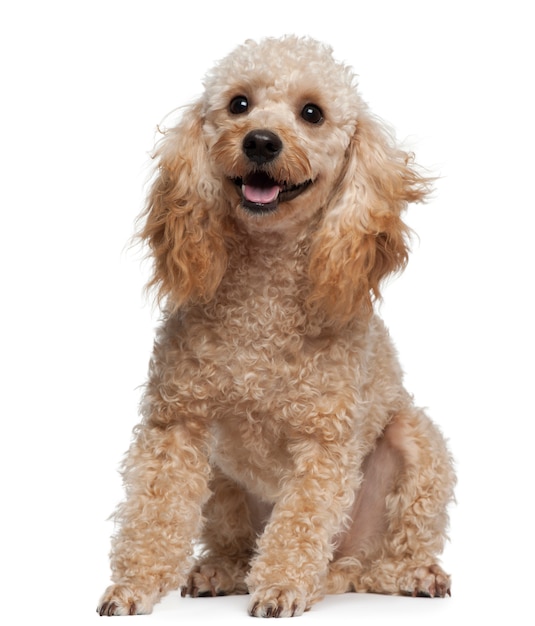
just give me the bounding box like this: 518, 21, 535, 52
1, 1, 533, 624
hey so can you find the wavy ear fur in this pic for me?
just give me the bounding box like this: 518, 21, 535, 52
307, 112, 432, 324
139, 102, 228, 311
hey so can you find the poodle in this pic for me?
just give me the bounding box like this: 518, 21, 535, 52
98, 36, 455, 618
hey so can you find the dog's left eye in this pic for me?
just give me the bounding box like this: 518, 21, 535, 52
229, 96, 249, 115
301, 103, 324, 124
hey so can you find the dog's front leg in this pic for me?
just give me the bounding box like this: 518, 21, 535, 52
247, 438, 356, 618
98, 418, 212, 616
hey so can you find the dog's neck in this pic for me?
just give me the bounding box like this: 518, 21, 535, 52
225, 220, 312, 281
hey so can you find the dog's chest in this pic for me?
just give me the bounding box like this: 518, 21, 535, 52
167, 242, 323, 411
202, 264, 307, 390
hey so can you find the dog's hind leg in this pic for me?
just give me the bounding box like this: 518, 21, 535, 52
327, 408, 455, 598
183, 468, 272, 598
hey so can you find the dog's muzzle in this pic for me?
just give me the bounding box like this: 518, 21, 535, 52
233, 129, 313, 214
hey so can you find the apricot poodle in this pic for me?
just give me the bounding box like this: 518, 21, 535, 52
98, 36, 455, 618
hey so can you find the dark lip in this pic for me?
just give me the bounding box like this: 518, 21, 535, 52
232, 174, 313, 214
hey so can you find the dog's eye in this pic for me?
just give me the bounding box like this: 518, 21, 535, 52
229, 96, 249, 115
301, 103, 324, 125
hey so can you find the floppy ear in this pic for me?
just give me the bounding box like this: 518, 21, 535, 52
307, 112, 432, 324
139, 102, 229, 311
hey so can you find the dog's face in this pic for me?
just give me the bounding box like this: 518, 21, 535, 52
201, 37, 361, 232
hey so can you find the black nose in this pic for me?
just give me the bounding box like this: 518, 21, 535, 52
243, 129, 283, 164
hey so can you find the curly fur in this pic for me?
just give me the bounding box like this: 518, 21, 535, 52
98, 36, 455, 618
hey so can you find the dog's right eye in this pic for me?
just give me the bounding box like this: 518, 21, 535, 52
229, 96, 249, 115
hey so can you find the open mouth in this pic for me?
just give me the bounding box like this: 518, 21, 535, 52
232, 171, 313, 214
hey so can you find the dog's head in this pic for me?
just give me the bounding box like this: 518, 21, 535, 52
140, 36, 432, 321
201, 36, 360, 233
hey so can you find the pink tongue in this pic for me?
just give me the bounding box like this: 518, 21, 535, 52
243, 184, 280, 204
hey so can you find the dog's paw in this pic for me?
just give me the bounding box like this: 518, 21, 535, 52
248, 585, 308, 618
400, 564, 451, 598
97, 584, 155, 616
181, 561, 248, 598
